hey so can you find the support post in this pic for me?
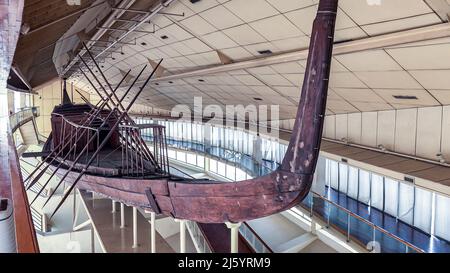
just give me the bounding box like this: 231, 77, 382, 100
120, 203, 125, 228
91, 227, 95, 253
132, 207, 138, 248
176, 219, 186, 253
225, 222, 242, 253
150, 212, 156, 253
111, 200, 116, 213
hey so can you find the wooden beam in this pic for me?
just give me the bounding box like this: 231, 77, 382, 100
138, 22, 450, 84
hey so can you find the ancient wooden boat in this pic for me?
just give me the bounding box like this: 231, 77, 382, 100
24, 0, 338, 224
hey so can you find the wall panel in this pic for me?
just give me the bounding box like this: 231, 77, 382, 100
377, 110, 396, 150
361, 112, 377, 146
348, 113, 362, 143
394, 108, 417, 154
416, 106, 442, 159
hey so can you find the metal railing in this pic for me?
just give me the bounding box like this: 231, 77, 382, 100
239, 222, 273, 253
9, 107, 40, 133
186, 220, 213, 253
300, 191, 425, 253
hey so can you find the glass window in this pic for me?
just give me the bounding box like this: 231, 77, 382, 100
209, 159, 217, 173
338, 163, 348, 194
371, 174, 384, 210
226, 165, 236, 181
186, 153, 196, 165
413, 187, 432, 233
398, 182, 414, 225
384, 178, 399, 217
168, 150, 176, 159
434, 194, 450, 241
236, 168, 246, 181
218, 161, 226, 177
176, 151, 186, 162
358, 170, 371, 204
347, 166, 358, 199
329, 160, 339, 190
197, 155, 204, 168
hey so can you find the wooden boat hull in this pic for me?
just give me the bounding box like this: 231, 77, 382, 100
36, 0, 338, 224
50, 162, 311, 223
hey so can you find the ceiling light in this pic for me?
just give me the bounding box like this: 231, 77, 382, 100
160, 35, 168, 40
141, 42, 147, 46
168, 81, 173, 84
190, 0, 201, 3
393, 95, 418, 100
253, 97, 263, 101
198, 79, 205, 82
257, 49, 272, 55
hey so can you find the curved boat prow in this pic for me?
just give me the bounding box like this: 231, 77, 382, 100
169, 0, 339, 223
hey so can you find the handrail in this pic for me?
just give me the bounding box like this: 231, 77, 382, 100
6, 132, 40, 252
185, 220, 213, 253
240, 222, 274, 253
52, 112, 99, 132
306, 191, 424, 253
10, 107, 40, 133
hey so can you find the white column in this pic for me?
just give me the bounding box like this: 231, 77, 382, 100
150, 212, 156, 253
120, 203, 125, 229
226, 222, 242, 253
111, 200, 116, 213
91, 227, 95, 253
176, 219, 186, 253
132, 207, 138, 248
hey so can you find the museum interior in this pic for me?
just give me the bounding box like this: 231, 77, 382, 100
1, 0, 450, 254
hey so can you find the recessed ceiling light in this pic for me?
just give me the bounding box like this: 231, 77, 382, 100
190, 0, 201, 3
160, 35, 168, 40
155, 83, 159, 85
141, 42, 147, 46
198, 79, 205, 82
253, 97, 263, 101
168, 81, 173, 84
393, 95, 418, 100
121, 52, 125, 55
257, 49, 272, 55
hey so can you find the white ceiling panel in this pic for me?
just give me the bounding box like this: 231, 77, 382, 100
224, 0, 279, 22
387, 43, 450, 70
249, 14, 304, 40
335, 50, 402, 72
355, 71, 423, 89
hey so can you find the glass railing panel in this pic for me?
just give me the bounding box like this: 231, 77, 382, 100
347, 214, 373, 249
